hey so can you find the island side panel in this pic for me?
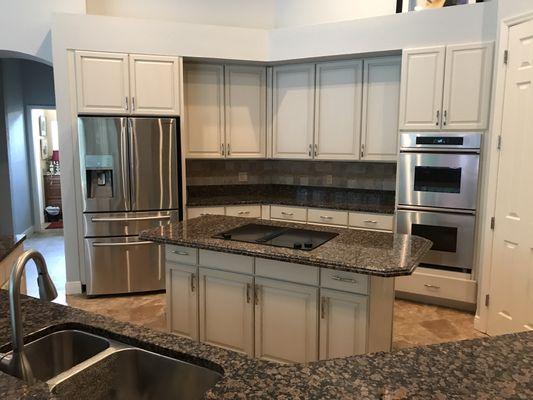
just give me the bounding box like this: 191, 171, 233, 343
367, 275, 395, 353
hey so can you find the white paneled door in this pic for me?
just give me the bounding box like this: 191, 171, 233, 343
488, 18, 533, 336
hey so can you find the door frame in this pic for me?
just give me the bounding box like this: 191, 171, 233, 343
25, 104, 56, 233
474, 10, 533, 334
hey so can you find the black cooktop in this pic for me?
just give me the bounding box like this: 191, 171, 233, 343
213, 223, 338, 251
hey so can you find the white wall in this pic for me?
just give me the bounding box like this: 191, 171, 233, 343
0, 0, 86, 64
86, 0, 397, 29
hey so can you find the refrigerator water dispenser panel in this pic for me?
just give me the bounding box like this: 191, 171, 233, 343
85, 155, 114, 199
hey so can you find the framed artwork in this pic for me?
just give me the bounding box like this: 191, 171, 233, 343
39, 115, 47, 137
40, 137, 49, 160
398, 0, 483, 13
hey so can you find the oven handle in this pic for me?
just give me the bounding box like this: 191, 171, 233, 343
399, 148, 480, 154
92, 241, 155, 247
397, 205, 476, 216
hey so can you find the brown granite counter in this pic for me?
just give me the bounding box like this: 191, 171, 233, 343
1, 291, 532, 399
140, 215, 432, 277
186, 184, 396, 214
0, 235, 25, 263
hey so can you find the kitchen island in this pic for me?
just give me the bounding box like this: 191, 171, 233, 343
1, 290, 532, 399
140, 215, 432, 361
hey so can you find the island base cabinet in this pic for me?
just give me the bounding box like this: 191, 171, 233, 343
319, 289, 368, 360
199, 268, 254, 356
254, 278, 318, 364
166, 263, 199, 341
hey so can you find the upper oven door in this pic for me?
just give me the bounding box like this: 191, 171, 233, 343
398, 152, 480, 210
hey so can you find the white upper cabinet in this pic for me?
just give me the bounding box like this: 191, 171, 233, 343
361, 57, 401, 161
441, 43, 494, 130
314, 60, 363, 160
184, 63, 225, 158
225, 65, 267, 158
76, 51, 130, 115
272, 64, 315, 159
399, 46, 446, 131
129, 54, 180, 116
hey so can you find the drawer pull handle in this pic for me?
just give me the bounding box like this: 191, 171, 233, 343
199, 213, 210, 216
331, 276, 358, 284
281, 212, 294, 216
424, 284, 441, 289
172, 250, 189, 256
238, 211, 251, 215
364, 220, 378, 224
320, 216, 333, 220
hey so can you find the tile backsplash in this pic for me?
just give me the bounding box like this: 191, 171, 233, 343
186, 160, 396, 191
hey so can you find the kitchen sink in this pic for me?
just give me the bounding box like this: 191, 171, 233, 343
53, 348, 223, 400
0, 329, 110, 382
1, 327, 223, 400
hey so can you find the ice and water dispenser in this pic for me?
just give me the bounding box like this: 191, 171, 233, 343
85, 155, 114, 199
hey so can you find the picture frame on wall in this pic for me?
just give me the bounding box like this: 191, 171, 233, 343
397, 0, 483, 13
40, 137, 49, 160
39, 115, 47, 137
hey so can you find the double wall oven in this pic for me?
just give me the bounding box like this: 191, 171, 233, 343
397, 133, 482, 273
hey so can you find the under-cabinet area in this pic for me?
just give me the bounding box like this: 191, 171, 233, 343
165, 245, 394, 362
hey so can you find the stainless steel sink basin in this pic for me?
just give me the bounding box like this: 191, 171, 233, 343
0, 330, 110, 382
53, 347, 223, 400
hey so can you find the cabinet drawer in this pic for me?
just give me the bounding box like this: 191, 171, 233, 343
256, 258, 319, 286
270, 205, 307, 222
395, 268, 477, 304
187, 206, 225, 219
320, 269, 369, 295
308, 208, 348, 226
225, 205, 261, 218
349, 212, 394, 232
166, 245, 198, 265
199, 250, 254, 275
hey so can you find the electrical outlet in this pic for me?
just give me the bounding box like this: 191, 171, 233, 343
325, 175, 333, 185
238, 172, 248, 182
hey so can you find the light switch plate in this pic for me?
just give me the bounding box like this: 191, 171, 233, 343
238, 172, 248, 182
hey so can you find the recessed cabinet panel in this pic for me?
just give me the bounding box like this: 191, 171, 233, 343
254, 278, 318, 363
129, 55, 180, 116
272, 64, 315, 159
184, 64, 225, 158
442, 43, 493, 130
314, 60, 363, 160
361, 57, 401, 161
199, 268, 254, 356
225, 65, 267, 158
76, 51, 130, 114
399, 47, 446, 130
319, 289, 368, 360
167, 263, 199, 340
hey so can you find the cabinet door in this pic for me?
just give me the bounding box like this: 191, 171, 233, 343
361, 57, 401, 161
225, 65, 267, 158
166, 263, 199, 340
442, 43, 494, 130
184, 64, 225, 158
319, 289, 368, 360
314, 60, 362, 160
272, 64, 315, 159
399, 46, 446, 130
75, 51, 130, 114
199, 268, 254, 356
254, 278, 318, 363
129, 54, 181, 116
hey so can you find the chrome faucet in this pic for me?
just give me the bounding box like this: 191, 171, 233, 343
1, 250, 57, 384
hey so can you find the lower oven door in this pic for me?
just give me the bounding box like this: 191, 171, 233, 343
398, 152, 479, 210
84, 237, 164, 295
396, 208, 475, 272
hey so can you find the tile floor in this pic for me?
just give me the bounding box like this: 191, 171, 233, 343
23, 231, 487, 350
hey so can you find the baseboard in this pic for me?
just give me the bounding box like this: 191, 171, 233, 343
65, 281, 83, 295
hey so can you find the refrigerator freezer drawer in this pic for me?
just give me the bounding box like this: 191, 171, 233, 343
84, 237, 164, 295
83, 210, 177, 237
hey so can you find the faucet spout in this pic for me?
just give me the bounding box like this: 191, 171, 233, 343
2, 249, 58, 384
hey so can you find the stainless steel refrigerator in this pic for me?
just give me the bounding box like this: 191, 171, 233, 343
78, 117, 182, 295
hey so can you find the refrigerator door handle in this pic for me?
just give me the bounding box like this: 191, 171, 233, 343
121, 118, 131, 210
91, 215, 171, 223
92, 241, 154, 248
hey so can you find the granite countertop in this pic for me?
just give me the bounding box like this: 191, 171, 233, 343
140, 215, 432, 277
1, 291, 532, 399
0, 235, 25, 263
186, 184, 396, 214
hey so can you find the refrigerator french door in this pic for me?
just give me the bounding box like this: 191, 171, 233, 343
79, 116, 181, 295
